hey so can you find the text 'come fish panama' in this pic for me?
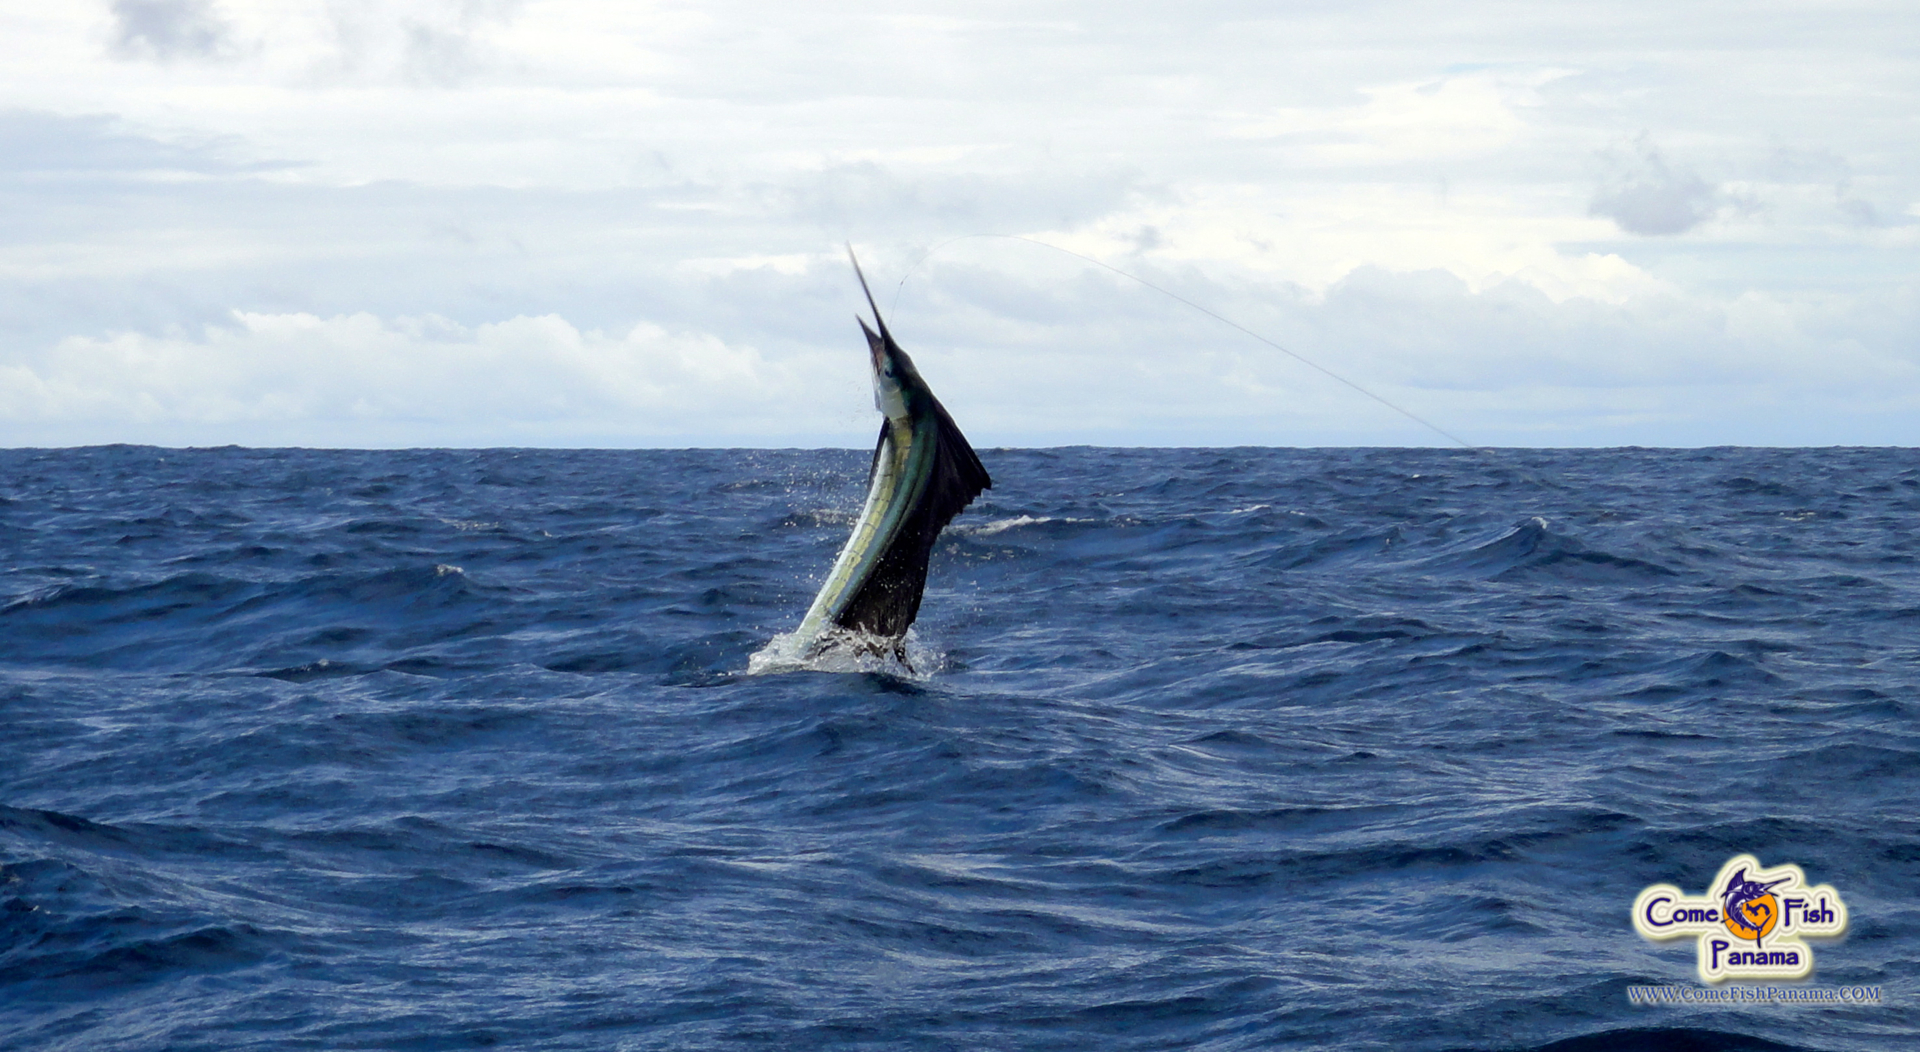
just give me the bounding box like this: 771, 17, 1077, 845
1633, 854, 1848, 983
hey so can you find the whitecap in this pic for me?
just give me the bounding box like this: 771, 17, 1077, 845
955, 514, 1098, 537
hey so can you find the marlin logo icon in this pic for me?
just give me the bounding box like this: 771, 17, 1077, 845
786, 247, 992, 661
1720, 867, 1791, 945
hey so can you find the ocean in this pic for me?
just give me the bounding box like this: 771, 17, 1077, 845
1, 444, 1914, 1051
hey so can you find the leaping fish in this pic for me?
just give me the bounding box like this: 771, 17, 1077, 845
789, 247, 992, 660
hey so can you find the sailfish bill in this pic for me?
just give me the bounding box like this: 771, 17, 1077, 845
788, 247, 992, 660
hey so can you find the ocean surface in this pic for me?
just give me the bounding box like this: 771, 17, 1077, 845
1, 444, 1915, 1052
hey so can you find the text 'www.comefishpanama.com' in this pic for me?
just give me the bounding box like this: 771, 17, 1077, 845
1627, 985, 1882, 1006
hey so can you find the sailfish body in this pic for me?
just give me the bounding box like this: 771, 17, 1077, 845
791, 250, 992, 655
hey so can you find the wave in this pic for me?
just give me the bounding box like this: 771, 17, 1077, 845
1418, 517, 1681, 582
1263, 524, 1404, 570
951, 514, 1104, 538
0, 562, 495, 672
3, 445, 1912, 1051
0, 804, 134, 849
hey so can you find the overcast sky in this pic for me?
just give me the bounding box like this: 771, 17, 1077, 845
2, 1, 1916, 447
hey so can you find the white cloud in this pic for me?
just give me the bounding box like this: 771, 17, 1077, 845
3, 251, 1917, 448
0, 1, 1916, 445
1223, 72, 1545, 166
0, 310, 860, 446
892, 255, 1920, 444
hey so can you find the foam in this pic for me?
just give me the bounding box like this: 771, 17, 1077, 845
747, 627, 941, 680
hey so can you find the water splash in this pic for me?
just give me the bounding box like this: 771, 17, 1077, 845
747, 627, 941, 680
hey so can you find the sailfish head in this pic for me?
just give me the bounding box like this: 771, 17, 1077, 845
848, 246, 928, 426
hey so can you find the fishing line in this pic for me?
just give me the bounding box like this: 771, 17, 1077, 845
886, 233, 1478, 450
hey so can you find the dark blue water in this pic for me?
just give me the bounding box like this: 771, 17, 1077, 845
2, 445, 1915, 1051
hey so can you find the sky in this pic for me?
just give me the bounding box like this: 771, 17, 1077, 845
1, 1, 1916, 448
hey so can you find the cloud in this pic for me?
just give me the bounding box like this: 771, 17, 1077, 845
1225, 72, 1536, 166
1589, 138, 1721, 236
1745, 145, 1913, 230
0, 110, 259, 179
4, 5, 1919, 445
859, 246, 1920, 446
0, 310, 859, 447
3, 249, 1917, 449
761, 163, 1156, 237
317, 0, 529, 86
108, 0, 237, 63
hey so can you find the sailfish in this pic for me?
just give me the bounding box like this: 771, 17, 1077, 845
789, 248, 992, 659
